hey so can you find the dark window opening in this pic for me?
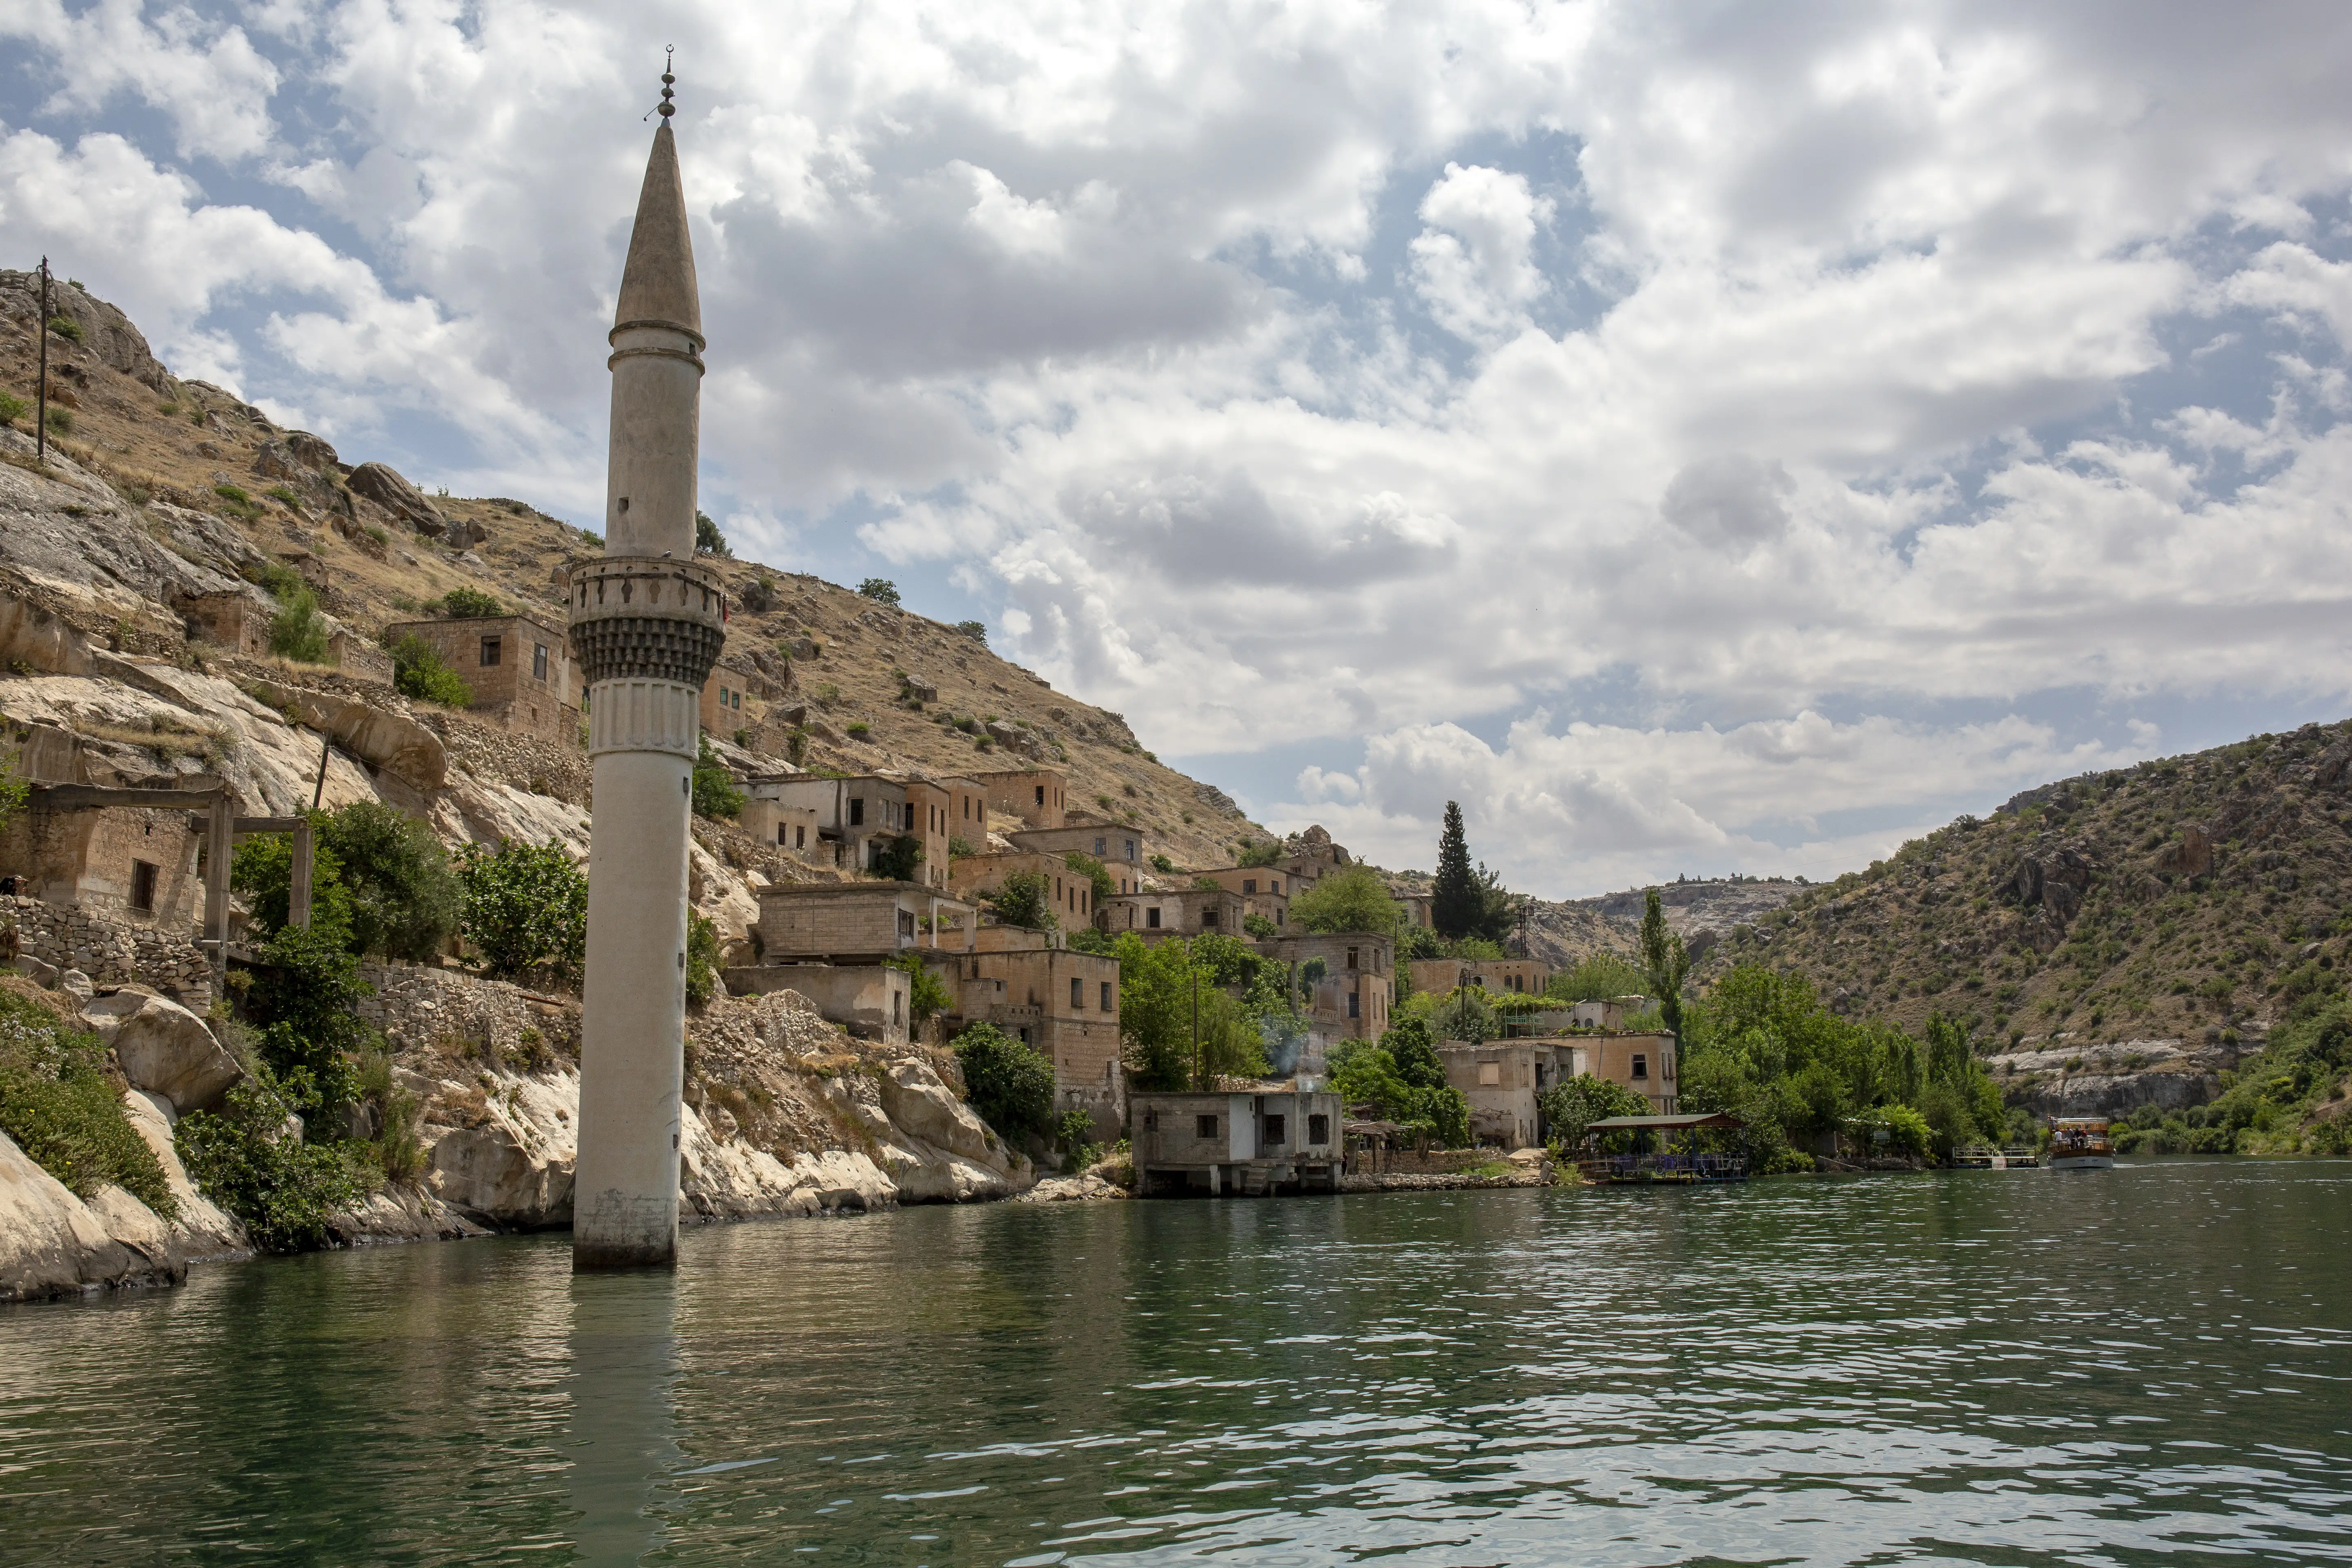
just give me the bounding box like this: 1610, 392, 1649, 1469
1196, 1114, 1219, 1138
1035, 784, 1045, 806
1263, 1114, 1286, 1146
849, 797, 865, 826
898, 909, 916, 938
1101, 981, 1114, 1011
1348, 990, 1360, 1018
533, 643, 548, 681
1071, 977, 1083, 1009
1202, 907, 1219, 928
479, 637, 501, 666
1347, 947, 1359, 969
1632, 1054, 1649, 1080
1147, 907, 1161, 929
1308, 1114, 1329, 1145
129, 859, 158, 912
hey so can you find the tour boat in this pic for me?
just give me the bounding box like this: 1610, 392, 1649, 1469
2047, 1117, 2115, 1171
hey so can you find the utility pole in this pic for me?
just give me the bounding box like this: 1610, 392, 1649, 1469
1191, 963, 1201, 1091
35, 256, 50, 465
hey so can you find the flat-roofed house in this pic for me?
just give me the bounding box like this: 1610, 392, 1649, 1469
1408, 956, 1553, 997
726, 882, 978, 1045
932, 942, 1125, 1136
949, 850, 1097, 927
1257, 932, 1394, 1041
971, 768, 1066, 829
1191, 865, 1294, 929
748, 773, 953, 884
1007, 823, 1149, 891
701, 664, 754, 734
1100, 886, 1244, 943
1436, 1033, 1679, 1147
383, 612, 578, 745
1129, 1089, 1342, 1195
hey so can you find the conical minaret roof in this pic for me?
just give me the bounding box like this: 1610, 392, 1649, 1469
614, 122, 701, 339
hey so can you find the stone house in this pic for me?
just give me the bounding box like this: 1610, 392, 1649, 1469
738, 796, 826, 864
1192, 865, 1294, 929
702, 664, 755, 734
326, 628, 394, 684
971, 767, 1066, 829
1435, 1033, 1679, 1147
1, 790, 203, 929
1009, 824, 1149, 892
1259, 932, 1395, 1041
173, 588, 273, 657
930, 941, 1125, 1137
383, 612, 578, 746
1408, 956, 1553, 997
1100, 887, 1245, 942
750, 881, 975, 964
949, 850, 1098, 927
751, 773, 954, 886
906, 775, 990, 864
725, 962, 913, 1046
1129, 1089, 1343, 1194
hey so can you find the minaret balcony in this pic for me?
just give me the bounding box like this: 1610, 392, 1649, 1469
566, 555, 728, 688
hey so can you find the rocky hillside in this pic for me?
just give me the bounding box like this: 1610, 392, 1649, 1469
1693, 721, 2352, 1100
1511, 875, 1808, 968
0, 270, 1263, 871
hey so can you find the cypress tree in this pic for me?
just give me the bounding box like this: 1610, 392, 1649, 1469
1432, 800, 1481, 937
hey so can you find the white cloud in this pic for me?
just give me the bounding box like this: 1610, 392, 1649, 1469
3, 0, 281, 162
1409, 162, 1552, 342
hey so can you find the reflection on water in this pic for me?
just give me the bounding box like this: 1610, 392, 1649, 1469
3, 1161, 2350, 1565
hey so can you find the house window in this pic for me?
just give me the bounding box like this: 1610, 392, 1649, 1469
1308, 1113, 1329, 1144
893, 991, 904, 1026
1347, 947, 1359, 970
1347, 990, 1360, 1019
1632, 1054, 1649, 1080
1071, 977, 1083, 1009
1124, 838, 1137, 861
1263, 1114, 1286, 1146
129, 859, 158, 913
849, 798, 865, 826
898, 909, 916, 938
1147, 907, 1161, 929
1276, 910, 1284, 925
533, 644, 548, 681
1202, 907, 1219, 929
479, 637, 501, 666
795, 825, 806, 849
1478, 1062, 1501, 1086
1094, 836, 1107, 855
1271, 879, 1281, 894
777, 824, 789, 845
1196, 1114, 1219, 1138
1144, 1112, 1158, 1131
1035, 784, 1046, 806
1101, 981, 1113, 1011
1243, 879, 1256, 895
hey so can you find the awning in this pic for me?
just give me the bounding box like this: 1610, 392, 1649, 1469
1584, 1113, 1745, 1130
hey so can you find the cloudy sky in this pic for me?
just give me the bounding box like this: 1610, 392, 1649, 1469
6, 2, 2351, 897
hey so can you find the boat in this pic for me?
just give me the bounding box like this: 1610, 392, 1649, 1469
2047, 1117, 2114, 1170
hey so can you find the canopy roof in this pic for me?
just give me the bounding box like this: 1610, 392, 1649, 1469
1585, 1112, 1745, 1130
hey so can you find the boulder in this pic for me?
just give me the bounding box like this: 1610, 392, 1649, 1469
0, 1130, 145, 1301
286, 431, 341, 471
243, 677, 446, 791
1017, 1173, 1128, 1203
105, 993, 243, 1116
347, 462, 447, 535
875, 1059, 1001, 1167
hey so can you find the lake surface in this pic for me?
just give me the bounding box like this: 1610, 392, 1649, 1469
4, 1162, 2350, 1566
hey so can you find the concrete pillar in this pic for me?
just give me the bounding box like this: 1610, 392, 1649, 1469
568, 112, 726, 1273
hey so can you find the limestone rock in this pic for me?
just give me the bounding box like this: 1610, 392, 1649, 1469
104, 993, 243, 1115
0, 1129, 147, 1301
0, 270, 171, 390
330, 1186, 492, 1246
2155, 824, 2215, 879
418, 1069, 579, 1227
347, 462, 447, 535
243, 677, 447, 791
875, 1059, 999, 1167
1017, 1173, 1129, 1203
119, 1089, 249, 1258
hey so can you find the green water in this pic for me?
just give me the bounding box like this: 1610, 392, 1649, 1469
4, 1161, 2350, 1566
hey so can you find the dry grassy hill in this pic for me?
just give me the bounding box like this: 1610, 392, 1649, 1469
0, 270, 1264, 872
1696, 721, 2352, 1055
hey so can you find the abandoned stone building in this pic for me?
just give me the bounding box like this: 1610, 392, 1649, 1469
1008, 823, 1149, 892
969, 767, 1066, 829
930, 940, 1125, 1137
1409, 956, 1554, 997
1437, 1032, 1679, 1147
1100, 886, 1245, 942
1192, 864, 1294, 928
751, 773, 958, 888
949, 850, 1098, 927
1129, 1089, 1343, 1195
383, 611, 578, 745
1261, 931, 1395, 1041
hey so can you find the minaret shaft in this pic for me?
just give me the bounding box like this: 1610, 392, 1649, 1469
570, 116, 721, 1272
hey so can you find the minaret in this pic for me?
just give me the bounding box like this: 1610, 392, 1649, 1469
567, 60, 726, 1270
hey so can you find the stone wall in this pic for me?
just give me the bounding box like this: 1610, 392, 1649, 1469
358, 960, 581, 1064
1, 893, 211, 1006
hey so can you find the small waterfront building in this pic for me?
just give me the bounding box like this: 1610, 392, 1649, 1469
1129, 1089, 1342, 1195
1437, 1033, 1679, 1147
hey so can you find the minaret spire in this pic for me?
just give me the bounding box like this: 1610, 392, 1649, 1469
568, 57, 727, 1272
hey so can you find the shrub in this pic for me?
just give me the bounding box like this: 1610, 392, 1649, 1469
177, 1074, 365, 1252
243, 923, 377, 1131
1054, 1108, 1101, 1174
1289, 864, 1403, 935
844, 721, 871, 739
268, 586, 332, 663
390, 633, 473, 707
857, 579, 900, 606
1236, 840, 1283, 868
321, 802, 462, 961
889, 951, 952, 1023
984, 870, 1056, 930
0, 391, 26, 426
0, 987, 176, 1218
953, 1023, 1055, 1141
44, 407, 73, 434
1149, 853, 1176, 873
233, 829, 356, 945
1243, 913, 1277, 939
692, 736, 744, 820
45, 315, 82, 343
265, 484, 303, 507
955, 620, 987, 644
455, 838, 588, 981
430, 586, 504, 619
739, 572, 777, 612
695, 511, 732, 557
1065, 850, 1114, 904
870, 833, 924, 882
686, 911, 722, 1008
580, 530, 603, 549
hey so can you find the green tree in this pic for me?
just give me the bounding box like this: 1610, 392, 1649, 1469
692, 735, 745, 819
455, 838, 588, 980
1065, 850, 1115, 904
857, 578, 901, 606
695, 510, 731, 557
1289, 864, 1403, 935
318, 802, 461, 962
389, 633, 473, 707
245, 923, 376, 1132
1547, 953, 1651, 1002
1639, 888, 1693, 1038
953, 1022, 1055, 1140
430, 586, 505, 619
955, 619, 987, 645
889, 951, 952, 1023
176, 1071, 364, 1252
268, 585, 330, 663
1539, 1073, 1648, 1149
1432, 800, 1481, 938
1236, 839, 1283, 868
685, 911, 723, 1007
870, 833, 924, 882
985, 870, 1057, 930
0, 747, 27, 833
1430, 985, 1497, 1043
232, 829, 356, 945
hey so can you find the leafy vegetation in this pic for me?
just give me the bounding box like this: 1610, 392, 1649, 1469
869, 833, 924, 882
2114, 993, 2352, 1155
953, 1023, 1055, 1141
954, 620, 987, 644
1430, 801, 1515, 941
176, 1072, 365, 1253
984, 870, 1057, 931
1236, 840, 1283, 868
1547, 953, 1651, 1002
857, 578, 900, 606
241, 924, 378, 1133
1116, 933, 1273, 1091
1639, 888, 1694, 1038
1329, 1019, 1470, 1145
389, 632, 473, 707
889, 952, 953, 1024
692, 735, 744, 820
1065, 850, 1115, 904
454, 838, 588, 982
686, 911, 723, 1008
428, 586, 505, 619
0, 985, 176, 1217
695, 510, 731, 557
0, 391, 28, 427
1538, 1073, 1648, 1150
233, 803, 461, 963
1288, 864, 1404, 935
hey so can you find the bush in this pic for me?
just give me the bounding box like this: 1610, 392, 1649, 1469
318, 802, 461, 961
233, 829, 356, 945
1054, 1108, 1101, 1174
953, 1023, 1055, 1140
954, 619, 987, 644
1236, 840, 1282, 869
1864, 1103, 1933, 1158
45, 406, 73, 434
695, 510, 731, 557
889, 951, 951, 1023
268, 586, 332, 663
1289, 864, 1403, 935
870, 833, 924, 882
692, 736, 744, 820
455, 838, 588, 981
1149, 853, 1176, 874
0, 987, 176, 1218
739, 572, 777, 613
857, 579, 900, 606
686, 911, 722, 1008
177, 1073, 365, 1252
243, 923, 376, 1131
390, 633, 473, 707
0, 391, 27, 426
1065, 851, 1114, 904
985, 871, 1057, 930
845, 721, 871, 739
45, 314, 82, 343
1548, 954, 1651, 1003
1243, 913, 1278, 939
431, 586, 505, 619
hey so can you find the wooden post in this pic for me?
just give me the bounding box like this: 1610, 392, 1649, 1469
203, 795, 234, 975
289, 819, 315, 931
